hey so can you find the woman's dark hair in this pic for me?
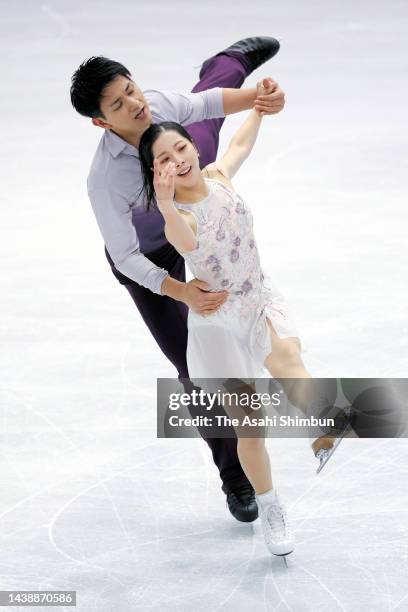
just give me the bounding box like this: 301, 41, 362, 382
139, 122, 196, 211
70, 56, 131, 118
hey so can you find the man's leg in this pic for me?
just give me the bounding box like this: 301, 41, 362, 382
186, 55, 248, 166
186, 36, 280, 166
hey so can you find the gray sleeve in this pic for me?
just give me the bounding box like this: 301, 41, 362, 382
147, 88, 225, 125
88, 188, 169, 295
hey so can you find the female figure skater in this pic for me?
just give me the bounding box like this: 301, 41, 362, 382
138, 83, 334, 557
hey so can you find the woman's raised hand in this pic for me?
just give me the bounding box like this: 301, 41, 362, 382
153, 159, 176, 213
254, 79, 269, 116
254, 77, 285, 115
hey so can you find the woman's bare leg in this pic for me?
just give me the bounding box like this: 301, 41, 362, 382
263, 319, 335, 454
219, 381, 274, 494
237, 437, 273, 494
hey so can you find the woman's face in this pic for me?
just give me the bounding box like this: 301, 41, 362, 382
151, 130, 200, 189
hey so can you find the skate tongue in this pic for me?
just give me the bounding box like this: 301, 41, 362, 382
257, 488, 278, 509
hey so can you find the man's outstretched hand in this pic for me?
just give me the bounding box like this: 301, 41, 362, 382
254, 77, 285, 115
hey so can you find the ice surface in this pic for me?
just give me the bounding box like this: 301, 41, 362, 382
1, 1, 407, 610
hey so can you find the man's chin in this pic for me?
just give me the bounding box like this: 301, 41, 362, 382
112, 110, 153, 142
143, 108, 152, 125
135, 110, 152, 131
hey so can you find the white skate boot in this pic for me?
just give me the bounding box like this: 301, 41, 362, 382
256, 489, 294, 557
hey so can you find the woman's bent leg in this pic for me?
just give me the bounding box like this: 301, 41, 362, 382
263, 319, 336, 453
264, 318, 314, 413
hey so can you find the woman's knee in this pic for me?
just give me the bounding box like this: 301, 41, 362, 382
237, 437, 265, 452
265, 339, 303, 373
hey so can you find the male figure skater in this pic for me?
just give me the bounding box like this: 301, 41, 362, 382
70, 37, 288, 523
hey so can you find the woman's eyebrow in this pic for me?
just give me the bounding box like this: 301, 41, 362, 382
156, 141, 184, 159
156, 150, 168, 159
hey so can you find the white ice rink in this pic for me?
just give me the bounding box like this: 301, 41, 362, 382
1, 0, 408, 610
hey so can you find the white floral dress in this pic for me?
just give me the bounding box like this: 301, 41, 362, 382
174, 178, 300, 382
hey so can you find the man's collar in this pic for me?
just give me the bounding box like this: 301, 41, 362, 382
104, 129, 139, 159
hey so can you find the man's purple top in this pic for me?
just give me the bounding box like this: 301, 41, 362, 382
87, 88, 224, 294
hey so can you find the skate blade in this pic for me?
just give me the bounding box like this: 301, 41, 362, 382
274, 551, 293, 568
316, 424, 353, 474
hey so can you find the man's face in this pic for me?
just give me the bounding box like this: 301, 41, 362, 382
95, 75, 152, 139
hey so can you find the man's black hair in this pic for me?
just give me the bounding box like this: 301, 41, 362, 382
70, 56, 131, 118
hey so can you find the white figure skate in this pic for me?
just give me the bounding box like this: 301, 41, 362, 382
257, 490, 294, 559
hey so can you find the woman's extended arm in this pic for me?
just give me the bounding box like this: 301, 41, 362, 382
207, 80, 270, 180
153, 159, 197, 253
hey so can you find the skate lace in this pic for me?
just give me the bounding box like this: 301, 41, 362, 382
265, 504, 291, 537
